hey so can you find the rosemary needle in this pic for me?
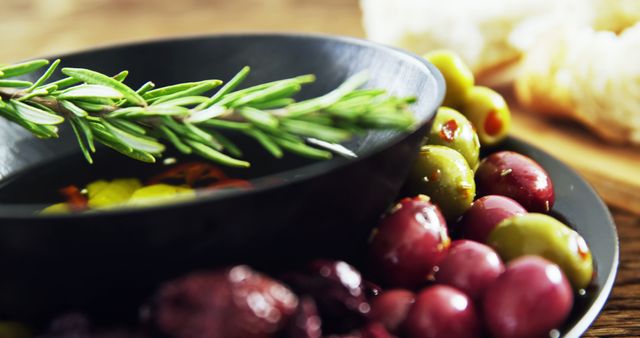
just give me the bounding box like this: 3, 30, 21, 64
0, 58, 416, 167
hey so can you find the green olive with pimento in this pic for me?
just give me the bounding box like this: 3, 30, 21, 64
461, 86, 512, 146
428, 107, 480, 171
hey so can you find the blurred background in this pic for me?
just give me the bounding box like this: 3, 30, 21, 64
0, 0, 362, 63
1, 0, 638, 215
0, 1, 639, 335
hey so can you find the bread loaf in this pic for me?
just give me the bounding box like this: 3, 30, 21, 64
360, 0, 559, 76
512, 0, 640, 145
361, 0, 640, 145
515, 23, 640, 145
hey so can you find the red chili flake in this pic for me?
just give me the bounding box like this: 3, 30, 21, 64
484, 110, 503, 136
147, 162, 228, 186
439, 119, 458, 142
458, 183, 473, 199
206, 179, 253, 191
429, 169, 442, 182
59, 185, 88, 211
576, 235, 591, 260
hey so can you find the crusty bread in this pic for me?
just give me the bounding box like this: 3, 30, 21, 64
512, 0, 640, 145
515, 23, 640, 145
360, 0, 561, 75
361, 0, 640, 146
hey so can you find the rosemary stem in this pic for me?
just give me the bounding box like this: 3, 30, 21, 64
0, 59, 416, 167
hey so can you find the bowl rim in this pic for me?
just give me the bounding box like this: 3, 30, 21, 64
0, 32, 445, 219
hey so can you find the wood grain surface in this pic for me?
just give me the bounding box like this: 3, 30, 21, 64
585, 208, 640, 337
1, 0, 639, 336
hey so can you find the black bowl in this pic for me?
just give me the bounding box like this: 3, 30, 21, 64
0, 34, 444, 319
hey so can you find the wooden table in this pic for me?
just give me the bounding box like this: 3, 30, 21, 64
1, 0, 639, 336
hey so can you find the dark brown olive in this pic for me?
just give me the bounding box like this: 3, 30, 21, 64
40, 313, 145, 338
475, 151, 554, 212
363, 280, 384, 299
282, 260, 370, 334
286, 296, 323, 338
153, 265, 298, 338
369, 195, 450, 289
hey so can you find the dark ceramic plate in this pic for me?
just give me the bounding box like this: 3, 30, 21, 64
0, 34, 618, 337
491, 137, 618, 338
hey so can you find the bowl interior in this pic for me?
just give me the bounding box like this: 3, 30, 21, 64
0, 34, 442, 215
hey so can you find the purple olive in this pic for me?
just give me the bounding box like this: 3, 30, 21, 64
41, 313, 146, 338
363, 280, 384, 299
369, 196, 451, 289
435, 240, 504, 302
369, 289, 415, 334
282, 260, 370, 334
404, 285, 481, 338
456, 195, 527, 242
358, 323, 397, 338
325, 323, 396, 338
153, 265, 298, 338
476, 151, 554, 213
286, 296, 323, 338
483, 256, 573, 338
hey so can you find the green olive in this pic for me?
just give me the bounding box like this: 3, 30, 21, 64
428, 107, 480, 171
487, 213, 594, 291
461, 86, 511, 146
424, 50, 475, 109
404, 145, 475, 221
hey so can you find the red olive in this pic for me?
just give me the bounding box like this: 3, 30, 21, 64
476, 151, 554, 212
153, 265, 298, 338
404, 285, 481, 338
369, 195, 451, 288
456, 195, 527, 242
483, 256, 574, 338
434, 240, 504, 302
369, 289, 415, 334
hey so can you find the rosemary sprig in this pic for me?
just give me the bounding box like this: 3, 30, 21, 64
0, 59, 416, 167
